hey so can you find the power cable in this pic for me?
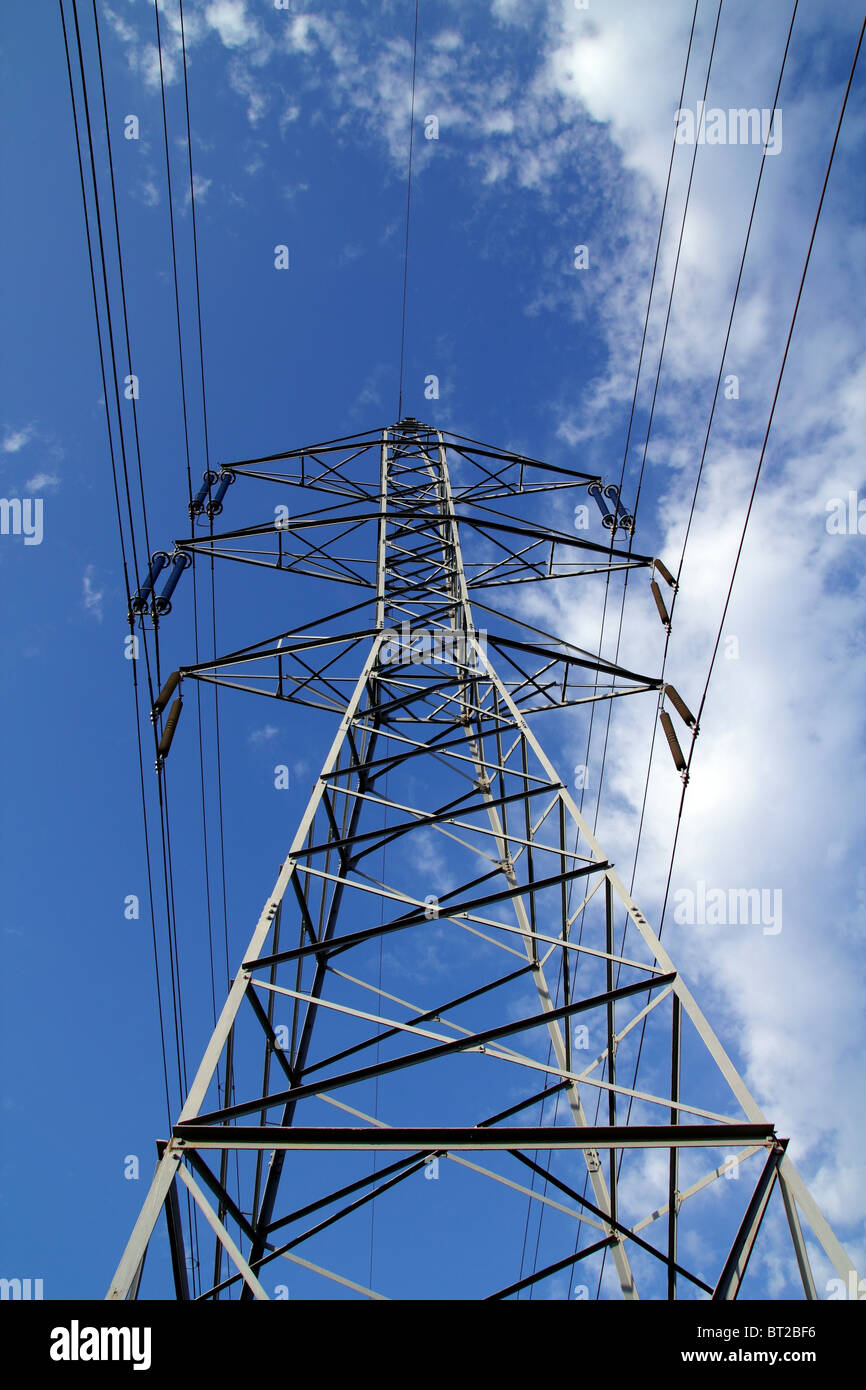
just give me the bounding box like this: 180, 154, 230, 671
600, 0, 860, 1297
658, 10, 865, 943
152, 0, 221, 1059
66, 0, 146, 603
175, 0, 240, 1279
90, 0, 155, 593
591, 0, 801, 1298
615, 0, 702, 494
522, 0, 708, 1292
59, 0, 173, 1132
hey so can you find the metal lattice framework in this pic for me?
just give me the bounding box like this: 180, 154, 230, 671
109, 420, 857, 1301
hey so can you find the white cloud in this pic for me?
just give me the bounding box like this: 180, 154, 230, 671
352, 364, 392, 415
481, 109, 515, 136
227, 55, 268, 125
2, 425, 34, 453
431, 30, 462, 53
339, 242, 365, 266
547, 358, 866, 1240
82, 565, 104, 622
25, 473, 60, 492
103, 6, 177, 89
183, 173, 212, 208
205, 0, 262, 51
137, 179, 161, 207
249, 724, 279, 744
279, 104, 300, 135
105, 0, 270, 98
490, 0, 538, 24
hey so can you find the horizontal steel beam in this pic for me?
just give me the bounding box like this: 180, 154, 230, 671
173, 1123, 777, 1151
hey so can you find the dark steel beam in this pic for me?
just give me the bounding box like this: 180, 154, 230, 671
174, 1122, 776, 1151
245, 858, 612, 974
192, 974, 675, 1126
156, 1142, 190, 1302
713, 1142, 788, 1300
485, 1236, 618, 1301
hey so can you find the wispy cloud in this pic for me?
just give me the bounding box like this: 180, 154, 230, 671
82, 565, 104, 622
105, 0, 272, 101
282, 178, 308, 201
137, 178, 161, 207
279, 104, 300, 135
339, 242, 366, 266
183, 173, 212, 208
103, 4, 178, 88
352, 364, 392, 416
249, 724, 279, 744
2, 425, 34, 453
25, 472, 60, 492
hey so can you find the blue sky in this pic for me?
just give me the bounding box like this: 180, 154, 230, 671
1, 0, 865, 1300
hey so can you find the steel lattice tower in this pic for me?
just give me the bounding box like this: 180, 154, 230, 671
110, 420, 857, 1301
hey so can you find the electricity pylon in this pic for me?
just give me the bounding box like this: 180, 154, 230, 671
110, 420, 856, 1301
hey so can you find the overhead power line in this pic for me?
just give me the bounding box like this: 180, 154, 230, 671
658, 10, 866, 942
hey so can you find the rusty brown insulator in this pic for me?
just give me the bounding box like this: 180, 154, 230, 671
660, 710, 687, 773
651, 580, 671, 627
156, 697, 183, 763
152, 670, 180, 720
665, 684, 697, 730
654, 558, 676, 587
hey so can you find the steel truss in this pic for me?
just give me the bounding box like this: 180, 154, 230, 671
110, 421, 857, 1301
